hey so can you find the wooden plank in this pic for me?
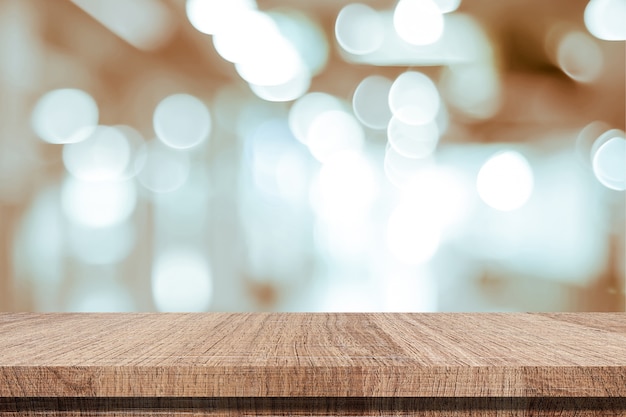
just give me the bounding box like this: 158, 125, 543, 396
0, 397, 625, 416
0, 313, 625, 398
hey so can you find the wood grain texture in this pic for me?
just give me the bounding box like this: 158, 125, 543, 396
0, 313, 625, 399
1, 397, 625, 416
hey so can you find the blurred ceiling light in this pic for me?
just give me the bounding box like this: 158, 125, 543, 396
136, 140, 191, 193
71, 0, 175, 50
433, 0, 462, 13
311, 151, 379, 222
592, 131, 626, 191
476, 151, 534, 212
352, 75, 393, 129
31, 88, 98, 144
153, 94, 211, 150
584, 0, 626, 41
393, 0, 444, 46
556, 31, 604, 83
342, 13, 491, 66
151, 247, 213, 312
389, 71, 440, 125
306, 110, 365, 163
61, 176, 137, 228
335, 4, 385, 55
386, 203, 441, 265
440, 64, 500, 119
387, 116, 439, 158
288, 92, 345, 144
186, 0, 256, 36
68, 220, 136, 265
63, 126, 131, 182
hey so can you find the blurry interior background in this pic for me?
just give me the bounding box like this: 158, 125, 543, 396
0, 0, 624, 312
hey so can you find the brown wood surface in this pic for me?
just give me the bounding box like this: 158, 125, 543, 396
0, 397, 625, 416
0, 313, 625, 401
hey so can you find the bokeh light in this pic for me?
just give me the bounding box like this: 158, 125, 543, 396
311, 150, 379, 222
152, 247, 213, 312
186, 0, 256, 35
288, 92, 345, 144
68, 221, 136, 265
592, 133, 626, 191
246, 118, 309, 199
402, 165, 472, 233
213, 9, 306, 87
556, 30, 604, 83
335, 4, 384, 55
61, 176, 137, 228
339, 13, 492, 67
574, 121, 611, 168
387, 116, 439, 158
584, 0, 626, 41
386, 203, 441, 265
352, 75, 393, 130
68, 280, 136, 312
384, 144, 433, 188
3, 0, 626, 314
275, 148, 312, 203
115, 125, 146, 179
136, 140, 191, 193
270, 10, 329, 76
433, 0, 462, 13
63, 126, 131, 181
248, 66, 311, 102
153, 94, 211, 150
212, 9, 276, 64
31, 88, 98, 144
71, 0, 175, 51
476, 151, 534, 212
306, 110, 365, 163
14, 188, 63, 287
440, 64, 500, 119
234, 40, 304, 87
393, 0, 444, 46
388, 71, 440, 125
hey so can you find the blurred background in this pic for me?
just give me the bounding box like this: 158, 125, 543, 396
0, 0, 624, 312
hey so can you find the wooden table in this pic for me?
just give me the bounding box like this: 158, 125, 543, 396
0, 313, 624, 416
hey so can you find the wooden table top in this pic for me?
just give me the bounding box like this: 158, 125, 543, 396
0, 313, 624, 398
